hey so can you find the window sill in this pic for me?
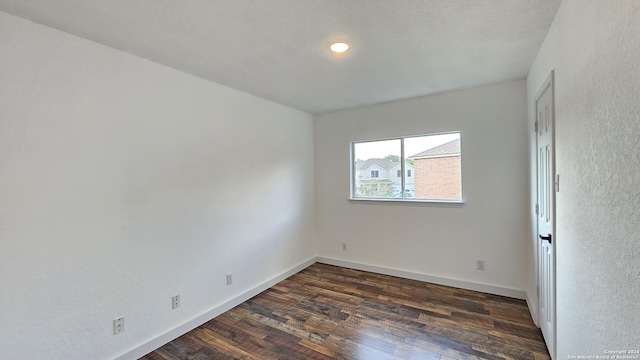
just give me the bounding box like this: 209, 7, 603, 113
348, 198, 465, 207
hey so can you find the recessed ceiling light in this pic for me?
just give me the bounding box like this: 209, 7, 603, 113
330, 42, 350, 53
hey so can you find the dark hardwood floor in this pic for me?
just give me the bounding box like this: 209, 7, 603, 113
140, 263, 549, 360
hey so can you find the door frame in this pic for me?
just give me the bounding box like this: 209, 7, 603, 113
534, 70, 556, 359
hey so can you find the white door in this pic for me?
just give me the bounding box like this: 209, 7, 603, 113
536, 72, 555, 357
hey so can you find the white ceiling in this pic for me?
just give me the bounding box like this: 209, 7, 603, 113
0, 0, 561, 114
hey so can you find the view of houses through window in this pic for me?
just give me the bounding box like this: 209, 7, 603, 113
352, 132, 462, 201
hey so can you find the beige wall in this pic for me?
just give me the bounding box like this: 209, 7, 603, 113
0, 11, 315, 360
315, 80, 529, 296
527, 1, 640, 357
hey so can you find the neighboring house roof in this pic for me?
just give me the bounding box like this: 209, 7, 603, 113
409, 139, 460, 159
356, 158, 398, 170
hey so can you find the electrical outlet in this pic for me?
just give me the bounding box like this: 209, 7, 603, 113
172, 295, 180, 309
477, 260, 486, 271
113, 316, 125, 335
226, 273, 233, 285
342, 243, 347, 251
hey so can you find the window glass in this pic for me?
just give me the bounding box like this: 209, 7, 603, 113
352, 132, 462, 201
353, 139, 401, 199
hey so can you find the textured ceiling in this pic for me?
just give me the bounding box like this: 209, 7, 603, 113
0, 0, 561, 114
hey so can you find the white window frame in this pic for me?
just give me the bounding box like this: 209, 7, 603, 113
350, 131, 464, 204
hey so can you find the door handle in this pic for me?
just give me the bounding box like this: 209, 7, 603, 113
539, 234, 552, 244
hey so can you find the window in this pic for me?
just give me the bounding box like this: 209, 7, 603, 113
351, 132, 462, 201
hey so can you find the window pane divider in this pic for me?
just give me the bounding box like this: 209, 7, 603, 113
400, 137, 405, 199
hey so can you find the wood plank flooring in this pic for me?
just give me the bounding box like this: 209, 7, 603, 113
140, 263, 549, 360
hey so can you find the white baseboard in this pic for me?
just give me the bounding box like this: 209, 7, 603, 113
114, 257, 316, 360
526, 291, 539, 327
316, 257, 527, 300
117, 256, 528, 359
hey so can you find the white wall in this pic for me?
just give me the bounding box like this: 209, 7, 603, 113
0, 12, 315, 360
315, 80, 530, 296
527, 1, 640, 357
